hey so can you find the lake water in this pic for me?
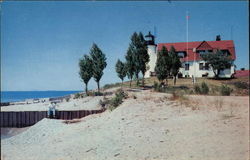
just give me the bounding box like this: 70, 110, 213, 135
1, 91, 81, 102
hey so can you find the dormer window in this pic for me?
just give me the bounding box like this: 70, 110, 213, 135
177, 51, 187, 58
197, 50, 212, 55
221, 50, 230, 56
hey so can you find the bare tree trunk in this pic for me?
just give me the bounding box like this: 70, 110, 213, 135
217, 69, 221, 79
136, 74, 139, 86
165, 78, 168, 86
173, 76, 177, 85
142, 74, 145, 87
130, 79, 132, 88
97, 81, 100, 93
85, 83, 88, 96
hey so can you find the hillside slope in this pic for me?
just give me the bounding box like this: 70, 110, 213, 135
1, 89, 249, 160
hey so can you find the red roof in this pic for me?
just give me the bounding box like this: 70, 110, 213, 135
235, 70, 249, 78
158, 40, 236, 62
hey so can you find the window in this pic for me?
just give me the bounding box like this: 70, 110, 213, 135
199, 63, 204, 70
221, 50, 230, 56
204, 63, 209, 70
198, 50, 213, 55
177, 51, 187, 58
185, 64, 189, 70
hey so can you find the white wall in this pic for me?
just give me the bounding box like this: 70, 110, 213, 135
180, 61, 234, 78
145, 45, 157, 78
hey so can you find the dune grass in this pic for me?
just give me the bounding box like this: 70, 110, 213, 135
103, 76, 249, 96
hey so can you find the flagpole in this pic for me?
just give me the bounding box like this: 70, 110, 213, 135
186, 11, 189, 80
186, 11, 196, 84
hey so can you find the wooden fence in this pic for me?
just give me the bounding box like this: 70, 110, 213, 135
0, 109, 104, 128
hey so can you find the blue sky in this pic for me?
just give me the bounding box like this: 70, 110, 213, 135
1, 1, 249, 91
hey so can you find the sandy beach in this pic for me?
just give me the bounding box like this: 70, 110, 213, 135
1, 89, 249, 160
1, 95, 103, 112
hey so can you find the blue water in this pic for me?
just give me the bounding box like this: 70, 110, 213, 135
1, 91, 81, 103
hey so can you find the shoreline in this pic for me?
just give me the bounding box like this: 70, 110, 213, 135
1, 91, 83, 106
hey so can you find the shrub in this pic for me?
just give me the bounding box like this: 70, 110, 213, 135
94, 92, 104, 96
109, 89, 128, 111
194, 82, 209, 95
220, 85, 233, 96
87, 91, 104, 96
153, 81, 166, 92
74, 93, 84, 99
200, 82, 209, 95
65, 97, 70, 102
99, 97, 110, 109
153, 81, 159, 91
103, 83, 120, 89
194, 84, 201, 94
233, 82, 249, 89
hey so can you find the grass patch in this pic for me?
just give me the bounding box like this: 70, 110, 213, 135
193, 82, 209, 95
99, 89, 128, 111
101, 76, 248, 96
220, 85, 233, 96
233, 81, 249, 89
73, 92, 85, 99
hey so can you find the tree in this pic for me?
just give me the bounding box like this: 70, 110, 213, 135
130, 32, 141, 85
138, 32, 149, 87
201, 49, 232, 78
79, 55, 93, 95
155, 46, 171, 86
169, 46, 182, 85
90, 43, 107, 93
115, 59, 127, 87
127, 32, 149, 87
125, 47, 135, 88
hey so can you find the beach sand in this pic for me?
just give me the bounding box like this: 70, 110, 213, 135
1, 89, 249, 160
1, 95, 104, 112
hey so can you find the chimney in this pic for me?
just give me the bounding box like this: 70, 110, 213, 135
216, 35, 221, 41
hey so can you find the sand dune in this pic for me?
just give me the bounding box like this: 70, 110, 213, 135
1, 89, 249, 160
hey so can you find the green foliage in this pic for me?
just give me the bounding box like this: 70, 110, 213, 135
169, 46, 182, 85
74, 93, 85, 99
99, 97, 111, 109
155, 46, 171, 82
155, 46, 181, 85
65, 97, 70, 102
220, 85, 233, 96
194, 84, 201, 94
233, 81, 249, 89
200, 82, 209, 94
115, 59, 127, 83
103, 83, 121, 89
90, 43, 107, 92
153, 81, 161, 91
137, 32, 149, 85
153, 81, 164, 92
125, 47, 135, 87
109, 89, 128, 110
79, 55, 93, 94
125, 32, 149, 87
130, 33, 141, 83
194, 82, 209, 95
201, 50, 232, 78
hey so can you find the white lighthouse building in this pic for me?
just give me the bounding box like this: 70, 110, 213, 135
145, 32, 157, 78
144, 32, 236, 79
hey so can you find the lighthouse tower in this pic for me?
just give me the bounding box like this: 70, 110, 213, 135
145, 31, 157, 78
